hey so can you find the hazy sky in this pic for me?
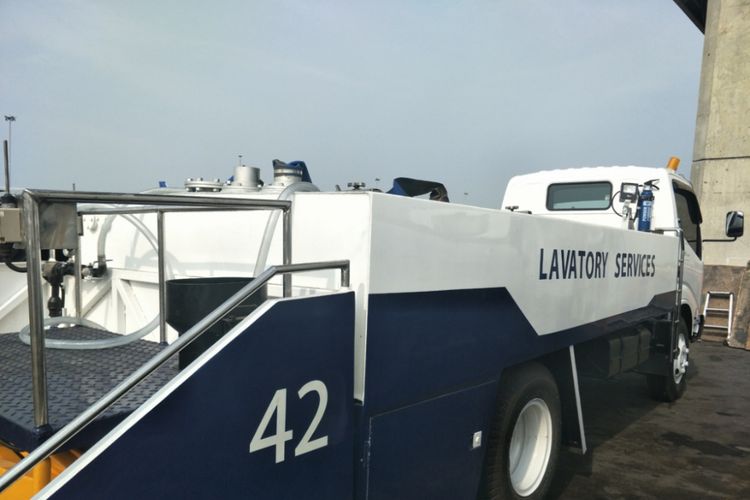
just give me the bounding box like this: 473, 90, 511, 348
1, 1, 703, 207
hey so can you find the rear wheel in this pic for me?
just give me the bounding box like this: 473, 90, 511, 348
481, 363, 561, 500
647, 318, 689, 402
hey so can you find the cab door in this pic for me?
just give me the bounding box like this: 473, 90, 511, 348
672, 182, 704, 333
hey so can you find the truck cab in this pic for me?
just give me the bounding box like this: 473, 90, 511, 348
501, 165, 704, 337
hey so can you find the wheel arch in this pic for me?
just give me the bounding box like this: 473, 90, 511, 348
680, 303, 694, 337
499, 348, 585, 454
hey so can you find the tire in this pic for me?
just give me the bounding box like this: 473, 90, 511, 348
480, 363, 561, 500
647, 318, 689, 402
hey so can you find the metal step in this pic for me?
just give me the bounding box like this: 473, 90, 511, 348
702, 291, 734, 341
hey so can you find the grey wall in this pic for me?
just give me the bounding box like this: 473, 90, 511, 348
691, 0, 750, 266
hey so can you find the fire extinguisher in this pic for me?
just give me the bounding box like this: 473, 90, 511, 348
637, 180, 657, 231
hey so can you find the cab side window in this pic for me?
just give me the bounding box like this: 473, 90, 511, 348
673, 184, 702, 258
546, 182, 612, 210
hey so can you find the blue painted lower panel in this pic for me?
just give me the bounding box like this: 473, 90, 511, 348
49, 293, 355, 500
364, 288, 674, 413
367, 381, 498, 500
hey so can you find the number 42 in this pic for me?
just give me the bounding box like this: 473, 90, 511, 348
249, 380, 329, 463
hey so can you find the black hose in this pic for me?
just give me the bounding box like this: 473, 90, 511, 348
5, 261, 27, 273
611, 191, 623, 217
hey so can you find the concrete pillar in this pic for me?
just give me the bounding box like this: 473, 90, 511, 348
690, 0, 750, 266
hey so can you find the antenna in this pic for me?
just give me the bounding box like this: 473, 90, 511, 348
3, 140, 9, 195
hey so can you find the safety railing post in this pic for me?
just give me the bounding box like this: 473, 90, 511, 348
282, 208, 292, 297
21, 192, 48, 429
157, 210, 167, 344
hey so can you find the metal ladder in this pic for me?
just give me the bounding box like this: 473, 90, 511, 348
702, 291, 734, 340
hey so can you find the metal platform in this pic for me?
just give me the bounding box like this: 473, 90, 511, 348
0, 326, 178, 452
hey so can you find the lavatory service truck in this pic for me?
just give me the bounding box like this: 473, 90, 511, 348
0, 159, 743, 499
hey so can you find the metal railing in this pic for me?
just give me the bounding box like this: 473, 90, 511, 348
74, 204, 293, 344
21, 189, 294, 432
0, 259, 350, 492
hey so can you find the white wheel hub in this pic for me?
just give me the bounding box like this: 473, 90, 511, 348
508, 398, 553, 497
673, 333, 689, 384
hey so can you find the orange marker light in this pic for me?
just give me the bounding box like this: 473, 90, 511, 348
667, 157, 680, 171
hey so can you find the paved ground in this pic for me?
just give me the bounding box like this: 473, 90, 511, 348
550, 341, 750, 499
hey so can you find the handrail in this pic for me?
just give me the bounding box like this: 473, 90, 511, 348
0, 259, 350, 492
21, 189, 295, 432
22, 189, 293, 210
78, 206, 289, 215
78, 203, 295, 343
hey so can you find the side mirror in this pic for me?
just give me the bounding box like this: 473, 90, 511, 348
725, 211, 744, 238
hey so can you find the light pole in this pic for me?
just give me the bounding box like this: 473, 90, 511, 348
4, 116, 15, 169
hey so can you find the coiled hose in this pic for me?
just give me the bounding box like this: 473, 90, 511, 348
19, 207, 164, 349
253, 182, 319, 277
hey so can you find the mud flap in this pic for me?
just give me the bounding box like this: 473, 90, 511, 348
636, 320, 673, 377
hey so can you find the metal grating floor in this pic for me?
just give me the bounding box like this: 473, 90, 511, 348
0, 326, 178, 451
